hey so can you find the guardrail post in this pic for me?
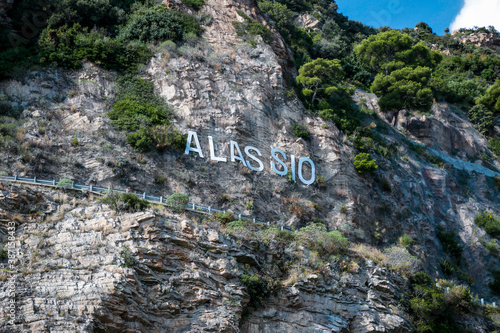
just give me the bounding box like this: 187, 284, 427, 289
143, 192, 146, 199
481, 299, 484, 306
72, 181, 74, 188
238, 214, 242, 219
446, 287, 449, 293
435, 283, 439, 288
160, 196, 163, 203
34, 176, 36, 183
494, 302, 497, 307
108, 186, 110, 192
14, 175, 17, 181
90, 185, 93, 192
267, 221, 269, 226
280, 226, 283, 231
53, 180, 56, 186
126, 188, 129, 193
208, 207, 211, 213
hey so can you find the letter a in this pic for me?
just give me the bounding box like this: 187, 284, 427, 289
185, 131, 204, 158
230, 141, 246, 166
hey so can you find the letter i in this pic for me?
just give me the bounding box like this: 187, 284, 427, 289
291, 155, 296, 182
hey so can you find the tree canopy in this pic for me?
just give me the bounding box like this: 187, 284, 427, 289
296, 58, 344, 104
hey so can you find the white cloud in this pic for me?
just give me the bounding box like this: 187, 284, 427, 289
450, 0, 500, 31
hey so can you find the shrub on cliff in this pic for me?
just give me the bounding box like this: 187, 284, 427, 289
291, 123, 311, 140
475, 211, 500, 238
353, 153, 378, 174
165, 193, 189, 212
120, 4, 202, 43
296, 223, 349, 256
181, 0, 205, 10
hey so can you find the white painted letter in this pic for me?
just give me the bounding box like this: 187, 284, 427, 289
298, 157, 315, 186
245, 146, 264, 172
291, 154, 296, 182
230, 141, 246, 166
208, 136, 227, 162
185, 131, 204, 158
271, 148, 288, 176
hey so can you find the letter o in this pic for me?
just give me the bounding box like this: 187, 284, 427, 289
298, 157, 315, 186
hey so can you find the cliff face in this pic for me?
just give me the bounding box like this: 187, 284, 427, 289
0, 0, 500, 331
0, 184, 412, 332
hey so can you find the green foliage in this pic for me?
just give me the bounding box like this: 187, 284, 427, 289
181, 0, 205, 10
240, 273, 277, 306
56, 178, 73, 189
39, 24, 152, 72
215, 211, 235, 225
432, 78, 487, 105
436, 227, 463, 261
120, 4, 202, 43
126, 127, 153, 152
353, 153, 378, 174
233, 10, 273, 46
120, 244, 136, 267
490, 138, 500, 161
291, 123, 311, 140
108, 75, 178, 152
398, 234, 413, 248
477, 83, 500, 114
258, 226, 296, 245
296, 58, 344, 104
355, 31, 441, 75
475, 211, 500, 238
100, 191, 149, 212
165, 193, 189, 212
383, 246, 421, 275
468, 104, 495, 135
439, 258, 455, 275
406, 272, 474, 332
151, 125, 186, 152
0, 245, 7, 260
296, 223, 349, 257
371, 66, 433, 112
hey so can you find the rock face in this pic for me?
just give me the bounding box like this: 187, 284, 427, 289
0, 184, 410, 332
453, 31, 500, 52
294, 14, 323, 31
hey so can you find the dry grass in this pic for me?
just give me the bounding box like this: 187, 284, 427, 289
350, 243, 386, 264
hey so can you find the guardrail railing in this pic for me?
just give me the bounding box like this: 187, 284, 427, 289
0, 175, 293, 232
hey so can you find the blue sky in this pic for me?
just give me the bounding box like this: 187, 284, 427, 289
334, 0, 499, 35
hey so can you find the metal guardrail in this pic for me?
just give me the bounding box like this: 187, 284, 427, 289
0, 175, 293, 232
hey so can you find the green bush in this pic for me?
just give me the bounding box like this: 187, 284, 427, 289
406, 272, 473, 332
165, 193, 189, 211
120, 4, 202, 43
296, 223, 349, 256
477, 83, 500, 114
240, 273, 277, 306
291, 123, 311, 140
151, 125, 187, 152
120, 245, 136, 267
39, 24, 152, 72
258, 227, 296, 245
181, 0, 205, 10
215, 211, 235, 225
56, 178, 73, 189
436, 227, 463, 261
126, 128, 153, 152
0, 245, 7, 260
100, 191, 149, 212
371, 66, 434, 113
475, 211, 500, 238
398, 234, 413, 248
489, 138, 500, 160
439, 258, 454, 275
121, 193, 149, 212
353, 153, 378, 174
383, 246, 421, 275
468, 105, 494, 135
